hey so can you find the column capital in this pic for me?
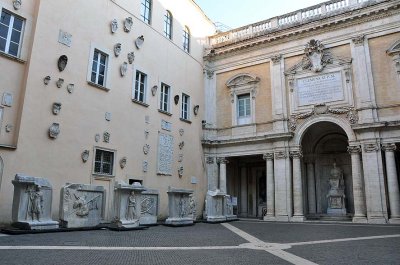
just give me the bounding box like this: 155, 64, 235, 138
363, 142, 380, 153
382, 143, 397, 152
290, 150, 303, 159
217, 157, 229, 164
352, 35, 365, 46
274, 151, 287, 160
270, 54, 282, 64
206, 157, 215, 164
347, 145, 362, 154
263, 153, 274, 161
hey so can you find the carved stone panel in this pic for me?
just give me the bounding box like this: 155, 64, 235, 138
59, 183, 106, 228
165, 187, 194, 226
139, 189, 159, 225
161, 120, 171, 131
157, 133, 173, 175
58, 30, 72, 47
2, 92, 13, 107
11, 174, 59, 230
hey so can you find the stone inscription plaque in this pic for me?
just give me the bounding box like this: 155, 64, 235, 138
157, 132, 173, 175
296, 72, 344, 106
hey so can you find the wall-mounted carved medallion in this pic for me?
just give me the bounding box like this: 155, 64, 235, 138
114, 43, 122, 57
120, 157, 127, 169
110, 19, 118, 33
124, 17, 133, 32
49, 123, 60, 139
44, 76, 51, 85
58, 55, 68, 72
135, 36, 144, 49
56, 78, 64, 88
81, 150, 89, 163
52, 102, 62, 115
127, 52, 135, 64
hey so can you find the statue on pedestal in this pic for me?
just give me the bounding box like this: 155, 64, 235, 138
327, 162, 347, 215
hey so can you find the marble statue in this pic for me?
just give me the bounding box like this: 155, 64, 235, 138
326, 162, 347, 215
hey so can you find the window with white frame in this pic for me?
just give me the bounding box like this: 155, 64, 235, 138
141, 0, 152, 24
0, 9, 24, 57
164, 11, 172, 39
181, 93, 190, 120
94, 149, 114, 176
160, 83, 170, 113
90, 49, 108, 87
237, 94, 251, 125
183, 26, 190, 53
133, 70, 147, 103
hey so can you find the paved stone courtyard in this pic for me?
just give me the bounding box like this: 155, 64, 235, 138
0, 220, 399, 265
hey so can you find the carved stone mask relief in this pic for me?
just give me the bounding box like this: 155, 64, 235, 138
114, 43, 122, 57
120, 157, 127, 169
151, 85, 157, 96
13, 0, 21, 10
174, 95, 179, 105
127, 52, 135, 64
58, 55, 68, 72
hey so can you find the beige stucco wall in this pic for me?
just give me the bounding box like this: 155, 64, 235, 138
216, 63, 272, 129
369, 33, 400, 119
0, 0, 214, 223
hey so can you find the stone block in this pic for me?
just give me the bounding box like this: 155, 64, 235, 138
112, 181, 145, 228
140, 189, 159, 225
11, 174, 59, 230
165, 187, 194, 226
206, 190, 227, 223
59, 183, 106, 228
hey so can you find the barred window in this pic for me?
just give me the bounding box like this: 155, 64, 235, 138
94, 149, 114, 176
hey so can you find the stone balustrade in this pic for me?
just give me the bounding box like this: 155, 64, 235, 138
209, 0, 383, 47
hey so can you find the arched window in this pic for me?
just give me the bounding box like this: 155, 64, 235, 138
141, 0, 152, 24
183, 26, 190, 53
164, 11, 173, 39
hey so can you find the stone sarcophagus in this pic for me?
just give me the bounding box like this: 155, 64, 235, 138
11, 174, 59, 230
112, 181, 145, 228
165, 187, 194, 226
59, 184, 106, 228
205, 190, 227, 223
139, 189, 159, 225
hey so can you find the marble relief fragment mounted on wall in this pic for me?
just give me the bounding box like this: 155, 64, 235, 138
114, 43, 122, 57
103, 131, 110, 143
81, 150, 89, 163
5, 124, 13, 133
58, 30, 72, 47
13, 0, 22, 10
49, 123, 60, 139
135, 36, 144, 49
58, 55, 68, 72
120, 157, 127, 169
124, 17, 133, 32
120, 62, 128, 77
67, 84, 74, 94
2, 92, 13, 107
127, 52, 135, 64
110, 19, 118, 33
56, 78, 64, 88
43, 76, 51, 85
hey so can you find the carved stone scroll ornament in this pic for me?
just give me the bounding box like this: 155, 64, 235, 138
352, 35, 365, 46
52, 102, 62, 115
263, 153, 274, 160
110, 19, 118, 33
43, 76, 51, 85
363, 143, 379, 153
120, 157, 127, 169
127, 52, 135, 64
120, 62, 128, 77
216, 157, 228, 164
290, 150, 303, 158
347, 145, 361, 154
49, 123, 60, 139
114, 43, 122, 57
205, 69, 215, 79
13, 0, 21, 10
271, 54, 281, 64
58, 55, 68, 72
81, 150, 89, 163
135, 35, 144, 49
56, 78, 64, 88
382, 143, 397, 152
274, 151, 287, 160
124, 17, 133, 32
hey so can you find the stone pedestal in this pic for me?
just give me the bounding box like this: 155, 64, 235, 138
139, 189, 159, 225
206, 190, 226, 222
112, 181, 145, 228
224, 195, 238, 221
165, 187, 194, 226
326, 163, 347, 216
11, 174, 59, 230
59, 183, 106, 228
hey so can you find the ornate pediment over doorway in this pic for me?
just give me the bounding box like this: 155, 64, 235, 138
386, 39, 400, 76
226, 73, 260, 89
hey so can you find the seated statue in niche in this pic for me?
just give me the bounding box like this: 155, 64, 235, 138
326, 162, 347, 215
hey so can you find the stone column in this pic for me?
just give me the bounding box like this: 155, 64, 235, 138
306, 162, 316, 214
348, 145, 367, 223
361, 142, 387, 223
263, 153, 275, 220
290, 150, 305, 221
206, 156, 217, 191
270, 54, 287, 132
217, 157, 229, 194
382, 143, 400, 224
274, 149, 290, 221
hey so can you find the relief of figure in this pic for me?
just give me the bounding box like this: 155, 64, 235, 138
126, 191, 136, 220
27, 185, 43, 221
178, 196, 187, 218
73, 195, 89, 217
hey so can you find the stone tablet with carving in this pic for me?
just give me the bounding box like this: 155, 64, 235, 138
157, 132, 173, 175
59, 183, 106, 228
139, 189, 159, 225
165, 187, 194, 226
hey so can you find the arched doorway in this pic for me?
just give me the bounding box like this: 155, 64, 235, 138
301, 121, 353, 219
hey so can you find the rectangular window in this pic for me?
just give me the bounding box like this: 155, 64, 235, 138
160, 83, 170, 113
134, 71, 147, 103
90, 49, 108, 87
94, 149, 114, 176
183, 27, 190, 53
0, 9, 24, 57
181, 93, 190, 120
237, 93, 251, 125
141, 0, 152, 24
164, 11, 172, 39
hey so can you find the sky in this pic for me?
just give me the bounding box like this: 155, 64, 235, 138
195, 0, 326, 30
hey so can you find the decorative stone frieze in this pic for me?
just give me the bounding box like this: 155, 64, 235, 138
206, 157, 215, 164
352, 35, 365, 46
58, 55, 68, 72
271, 54, 282, 64
49, 123, 60, 139
363, 143, 380, 153
124, 17, 133, 32
274, 151, 287, 160
347, 145, 361, 154
263, 153, 274, 160
110, 19, 118, 33
217, 157, 228, 164
81, 150, 89, 163
382, 143, 397, 152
